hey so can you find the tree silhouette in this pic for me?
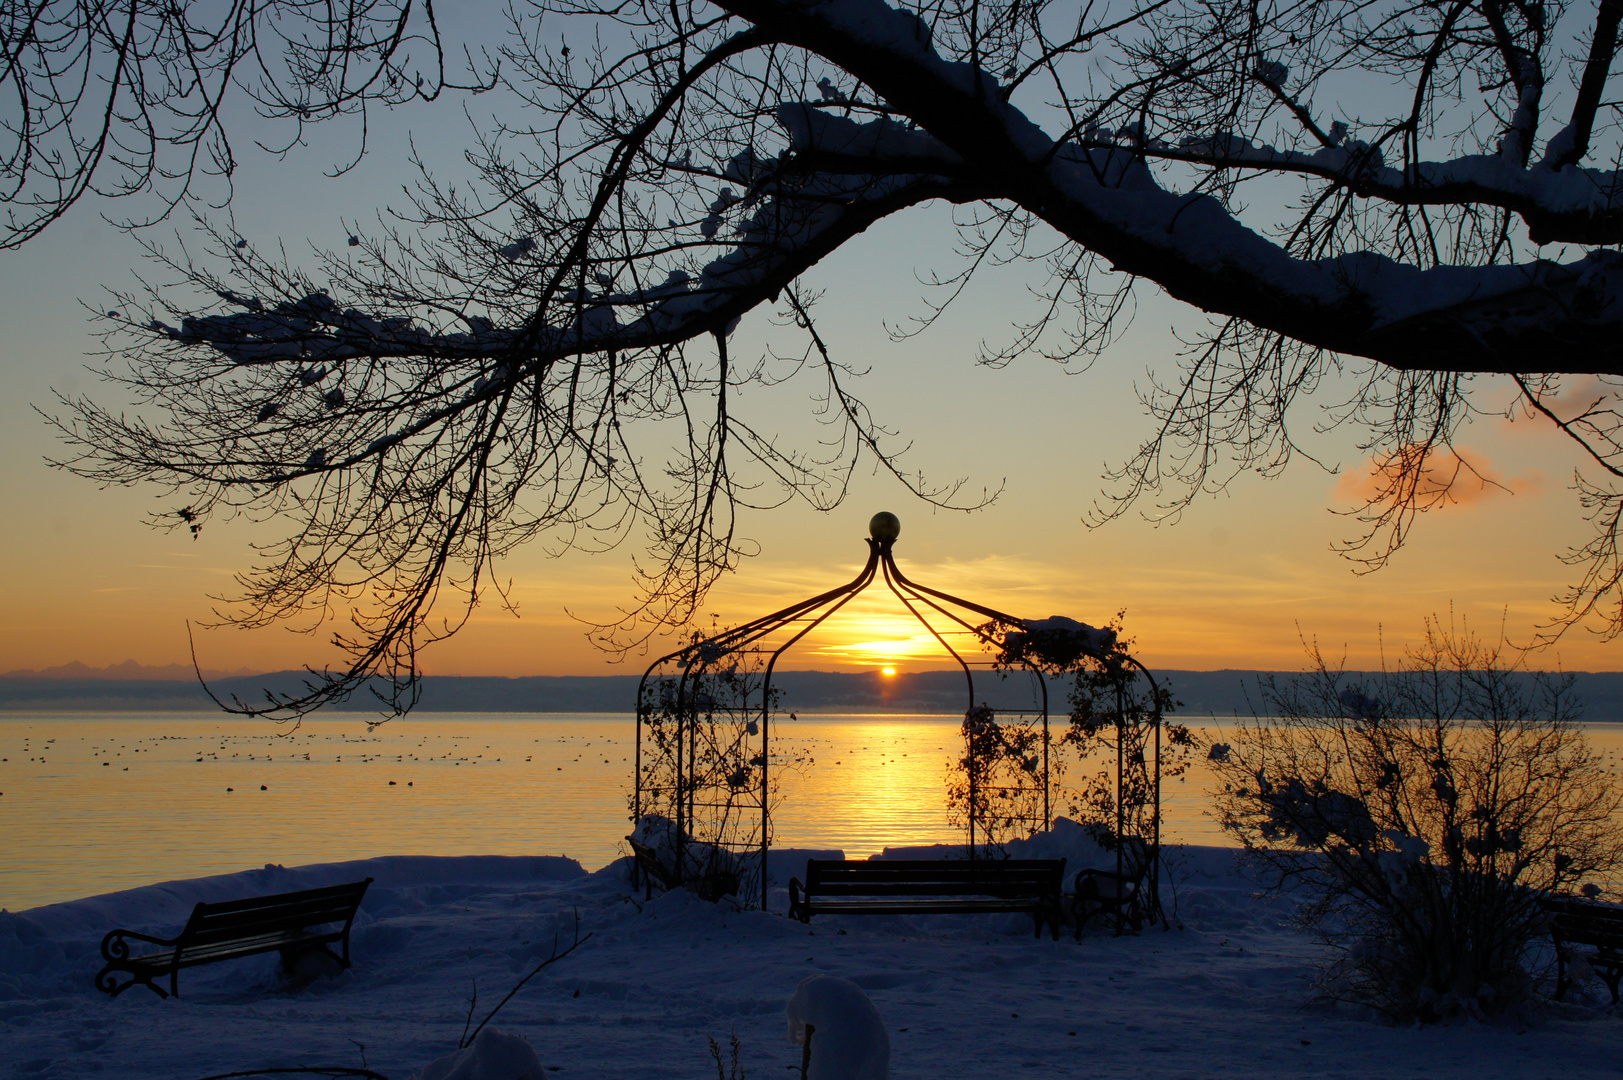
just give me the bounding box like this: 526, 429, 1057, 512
24, 0, 1623, 714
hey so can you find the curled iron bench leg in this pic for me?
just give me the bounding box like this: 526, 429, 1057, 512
94, 963, 168, 999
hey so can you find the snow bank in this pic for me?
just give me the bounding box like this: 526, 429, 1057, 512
3, 843, 1619, 1079
8, 854, 585, 939
868, 816, 1109, 869
1, 854, 586, 1002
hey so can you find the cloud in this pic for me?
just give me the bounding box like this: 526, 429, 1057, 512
1494, 375, 1623, 440
1334, 444, 1541, 509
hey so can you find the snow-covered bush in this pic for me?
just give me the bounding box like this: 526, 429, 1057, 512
786, 974, 890, 1080
1212, 617, 1623, 1021
416, 1026, 546, 1080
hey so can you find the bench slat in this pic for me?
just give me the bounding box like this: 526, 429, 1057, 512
807, 860, 1060, 875
188, 880, 369, 915
187, 904, 362, 944
789, 858, 1066, 940
120, 929, 333, 970
803, 882, 1058, 898
806, 871, 1061, 885
797, 899, 1040, 914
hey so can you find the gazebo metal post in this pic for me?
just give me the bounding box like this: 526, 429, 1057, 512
636, 541, 882, 902
754, 555, 882, 907
879, 546, 1058, 851
876, 548, 984, 851
1041, 675, 1051, 831
1116, 677, 1126, 935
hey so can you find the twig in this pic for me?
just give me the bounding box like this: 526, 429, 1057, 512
461, 912, 592, 1048
458, 978, 478, 1049
707, 1031, 745, 1080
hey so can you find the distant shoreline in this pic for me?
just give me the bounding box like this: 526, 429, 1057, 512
5, 668, 1623, 720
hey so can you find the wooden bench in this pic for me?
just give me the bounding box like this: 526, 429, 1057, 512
95, 878, 372, 999
788, 859, 1067, 939
1543, 894, 1623, 1004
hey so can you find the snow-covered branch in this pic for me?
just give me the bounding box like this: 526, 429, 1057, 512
718, 0, 1623, 373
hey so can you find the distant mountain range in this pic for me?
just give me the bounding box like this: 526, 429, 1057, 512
2, 660, 261, 681
3, 665, 1623, 720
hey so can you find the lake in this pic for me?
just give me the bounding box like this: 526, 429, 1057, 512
4, 712, 1620, 910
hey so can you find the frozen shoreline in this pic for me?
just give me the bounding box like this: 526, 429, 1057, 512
3, 844, 1620, 1079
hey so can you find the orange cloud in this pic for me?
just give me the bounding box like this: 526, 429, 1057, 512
1495, 375, 1623, 439
1334, 444, 1541, 509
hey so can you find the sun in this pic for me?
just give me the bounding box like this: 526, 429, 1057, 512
881, 666, 897, 677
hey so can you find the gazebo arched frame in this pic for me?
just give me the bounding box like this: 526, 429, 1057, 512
633, 517, 1166, 921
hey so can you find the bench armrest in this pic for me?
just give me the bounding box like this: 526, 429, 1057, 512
100, 927, 179, 961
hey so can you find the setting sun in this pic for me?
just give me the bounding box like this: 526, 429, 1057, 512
881, 666, 897, 676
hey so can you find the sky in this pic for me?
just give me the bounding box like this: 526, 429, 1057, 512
1, 31, 1618, 680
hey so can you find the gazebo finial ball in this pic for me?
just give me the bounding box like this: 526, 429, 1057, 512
869, 511, 901, 542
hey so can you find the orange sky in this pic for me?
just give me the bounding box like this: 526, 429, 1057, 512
1, 115, 1618, 678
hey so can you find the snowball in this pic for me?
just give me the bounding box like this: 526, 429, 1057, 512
498, 237, 537, 261
1003, 615, 1116, 661
786, 975, 889, 1080
416, 1027, 546, 1080
1252, 58, 1288, 87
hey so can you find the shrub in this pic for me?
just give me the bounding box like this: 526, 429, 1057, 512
1211, 617, 1623, 1021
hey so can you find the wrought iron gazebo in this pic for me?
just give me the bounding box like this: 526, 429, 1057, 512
631, 512, 1166, 922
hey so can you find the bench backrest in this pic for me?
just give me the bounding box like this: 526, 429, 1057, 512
804, 859, 1064, 898
1543, 896, 1623, 950
179, 879, 372, 948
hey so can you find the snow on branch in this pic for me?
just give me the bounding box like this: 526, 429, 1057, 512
718, 0, 1623, 373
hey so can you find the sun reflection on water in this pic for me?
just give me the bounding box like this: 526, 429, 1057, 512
13, 712, 1603, 911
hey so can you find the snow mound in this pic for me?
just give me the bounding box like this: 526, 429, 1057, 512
630, 813, 739, 879
869, 816, 1106, 869
786, 974, 890, 1080
417, 1027, 546, 1080
1000, 815, 1108, 868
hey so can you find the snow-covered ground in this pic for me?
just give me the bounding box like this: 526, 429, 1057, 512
2, 837, 1618, 1079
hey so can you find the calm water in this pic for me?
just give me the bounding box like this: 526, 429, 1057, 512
4, 713, 1620, 911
